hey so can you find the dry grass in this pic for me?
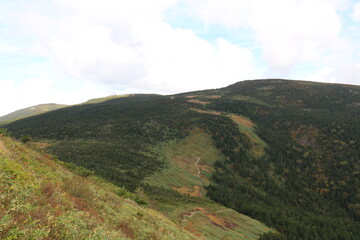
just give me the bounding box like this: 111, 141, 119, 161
189, 108, 222, 115
172, 185, 203, 197
186, 99, 211, 105
230, 114, 255, 127
204, 95, 222, 99
117, 221, 135, 239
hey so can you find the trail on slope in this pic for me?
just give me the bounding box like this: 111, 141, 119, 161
0, 139, 10, 156
181, 208, 234, 222
195, 157, 201, 177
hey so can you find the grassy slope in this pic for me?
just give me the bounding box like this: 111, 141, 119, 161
146, 128, 222, 195
0, 134, 197, 240
145, 128, 273, 240
0, 104, 68, 125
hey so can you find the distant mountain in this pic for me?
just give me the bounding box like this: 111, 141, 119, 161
4, 79, 360, 239
82, 94, 133, 104
0, 103, 67, 125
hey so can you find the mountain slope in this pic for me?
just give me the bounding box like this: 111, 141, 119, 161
182, 79, 360, 239
3, 95, 272, 239
4, 79, 360, 239
0, 104, 67, 125
0, 132, 198, 239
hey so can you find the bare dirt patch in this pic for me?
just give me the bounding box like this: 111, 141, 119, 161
230, 115, 255, 128
180, 207, 239, 230
189, 108, 222, 115
187, 99, 211, 105
204, 95, 222, 99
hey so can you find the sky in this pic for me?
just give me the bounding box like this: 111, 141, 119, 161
1, 0, 360, 116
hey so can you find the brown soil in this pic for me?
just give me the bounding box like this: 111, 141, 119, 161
180, 207, 239, 230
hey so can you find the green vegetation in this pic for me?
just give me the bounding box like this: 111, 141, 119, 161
0, 134, 198, 239
203, 80, 360, 239
0, 104, 67, 125
143, 129, 273, 239
146, 128, 224, 195
4, 79, 360, 239
6, 95, 201, 190
82, 94, 132, 104
142, 185, 273, 240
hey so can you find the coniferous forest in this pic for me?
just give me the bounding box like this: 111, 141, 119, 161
4, 79, 360, 239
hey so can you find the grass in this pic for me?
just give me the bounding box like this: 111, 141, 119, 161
144, 128, 273, 239
229, 114, 267, 159
152, 201, 274, 240
189, 107, 267, 159
0, 134, 197, 240
145, 128, 223, 195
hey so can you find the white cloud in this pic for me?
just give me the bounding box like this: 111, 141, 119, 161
2, 0, 360, 116
181, 0, 347, 73
137, 23, 260, 91
0, 44, 19, 54
0, 76, 110, 117
309, 63, 360, 85
352, 3, 360, 22
34, 0, 261, 93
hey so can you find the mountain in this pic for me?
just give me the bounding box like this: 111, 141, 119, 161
82, 94, 133, 104
0, 103, 68, 125
4, 79, 360, 239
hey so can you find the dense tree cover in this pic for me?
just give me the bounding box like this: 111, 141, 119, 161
6, 95, 205, 190
5, 79, 360, 239
202, 80, 360, 239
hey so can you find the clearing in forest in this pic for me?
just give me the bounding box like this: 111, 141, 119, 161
145, 128, 223, 197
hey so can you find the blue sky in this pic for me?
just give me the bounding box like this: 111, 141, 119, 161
1, 0, 360, 116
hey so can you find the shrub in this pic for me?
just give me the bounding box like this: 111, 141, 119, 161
20, 135, 32, 143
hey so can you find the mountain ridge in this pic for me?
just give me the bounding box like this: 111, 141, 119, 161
0, 103, 68, 125
3, 79, 360, 239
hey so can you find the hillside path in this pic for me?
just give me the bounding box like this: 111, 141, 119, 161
181, 208, 234, 222
0, 139, 10, 156
195, 157, 201, 177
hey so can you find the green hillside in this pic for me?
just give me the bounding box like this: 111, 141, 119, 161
3, 95, 272, 239
0, 104, 68, 125
0, 132, 198, 239
4, 79, 360, 239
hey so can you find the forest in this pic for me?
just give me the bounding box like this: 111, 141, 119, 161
5, 79, 360, 239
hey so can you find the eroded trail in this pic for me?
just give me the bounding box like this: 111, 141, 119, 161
195, 157, 201, 177
181, 208, 234, 222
